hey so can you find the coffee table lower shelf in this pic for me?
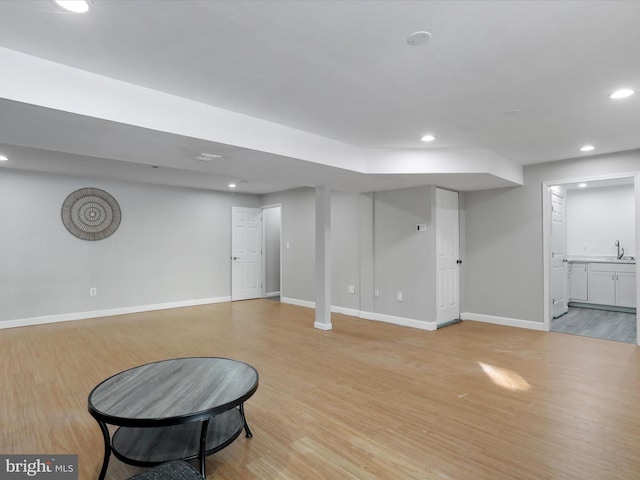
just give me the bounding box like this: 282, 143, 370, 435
111, 408, 244, 466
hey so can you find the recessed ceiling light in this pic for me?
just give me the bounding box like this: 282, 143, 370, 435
53, 0, 90, 13
610, 88, 634, 99
407, 31, 431, 46
0, 155, 8, 162
578, 183, 588, 188
421, 134, 435, 142
228, 183, 237, 188
195, 153, 222, 161
580, 145, 595, 152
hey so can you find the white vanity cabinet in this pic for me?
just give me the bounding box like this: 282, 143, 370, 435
587, 263, 636, 308
616, 271, 637, 307
569, 263, 588, 301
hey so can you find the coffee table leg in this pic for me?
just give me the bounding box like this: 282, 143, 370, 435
198, 418, 210, 477
96, 419, 112, 480
239, 403, 253, 438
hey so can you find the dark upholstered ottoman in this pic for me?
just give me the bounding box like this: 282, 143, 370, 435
127, 461, 202, 480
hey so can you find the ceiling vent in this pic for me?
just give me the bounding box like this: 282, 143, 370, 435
194, 153, 222, 161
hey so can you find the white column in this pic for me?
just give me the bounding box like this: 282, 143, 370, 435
314, 186, 332, 330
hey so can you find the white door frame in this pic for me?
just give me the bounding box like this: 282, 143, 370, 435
542, 172, 640, 345
261, 203, 282, 299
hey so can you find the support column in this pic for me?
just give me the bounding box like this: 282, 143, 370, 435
314, 186, 332, 330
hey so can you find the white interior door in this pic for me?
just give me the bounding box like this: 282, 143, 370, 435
551, 190, 568, 318
436, 188, 460, 325
231, 206, 262, 301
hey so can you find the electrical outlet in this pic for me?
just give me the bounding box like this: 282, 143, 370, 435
374, 289, 380, 297
348, 285, 355, 294
397, 291, 403, 302
89, 288, 97, 296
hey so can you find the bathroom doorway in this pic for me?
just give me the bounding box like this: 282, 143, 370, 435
544, 175, 638, 344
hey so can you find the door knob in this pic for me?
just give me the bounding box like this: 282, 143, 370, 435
456, 259, 462, 264
232, 256, 240, 260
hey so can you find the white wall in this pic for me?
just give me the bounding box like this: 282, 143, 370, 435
0, 169, 259, 325
566, 184, 635, 257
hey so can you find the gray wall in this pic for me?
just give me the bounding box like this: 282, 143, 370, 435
262, 186, 444, 324
5, 168, 468, 328
373, 186, 436, 322
0, 169, 258, 323
261, 188, 316, 303
331, 192, 362, 311
263, 206, 281, 296
359, 193, 375, 315
259, 188, 364, 308
465, 149, 640, 323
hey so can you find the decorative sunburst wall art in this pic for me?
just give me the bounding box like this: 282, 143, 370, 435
61, 188, 122, 241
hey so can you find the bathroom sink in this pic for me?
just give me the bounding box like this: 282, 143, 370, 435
567, 256, 635, 264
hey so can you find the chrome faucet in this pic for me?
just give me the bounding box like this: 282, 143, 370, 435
615, 240, 624, 259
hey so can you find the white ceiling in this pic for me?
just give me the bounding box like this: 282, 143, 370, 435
0, 0, 639, 194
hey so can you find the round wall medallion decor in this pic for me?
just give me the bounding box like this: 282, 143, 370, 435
61, 188, 121, 241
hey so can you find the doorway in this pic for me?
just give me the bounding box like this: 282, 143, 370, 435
262, 205, 282, 301
544, 176, 638, 343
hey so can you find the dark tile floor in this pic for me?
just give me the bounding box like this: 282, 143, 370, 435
552, 306, 637, 343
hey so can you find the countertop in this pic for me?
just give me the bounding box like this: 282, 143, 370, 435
567, 256, 636, 264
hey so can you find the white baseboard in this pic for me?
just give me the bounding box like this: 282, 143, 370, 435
313, 321, 333, 331
461, 312, 546, 331
280, 298, 334, 330
280, 297, 359, 316
280, 297, 437, 331
331, 306, 361, 317
280, 297, 316, 309
0, 296, 231, 330
264, 291, 281, 298
363, 312, 437, 331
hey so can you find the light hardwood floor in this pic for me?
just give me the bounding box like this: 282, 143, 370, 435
2, 300, 639, 480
